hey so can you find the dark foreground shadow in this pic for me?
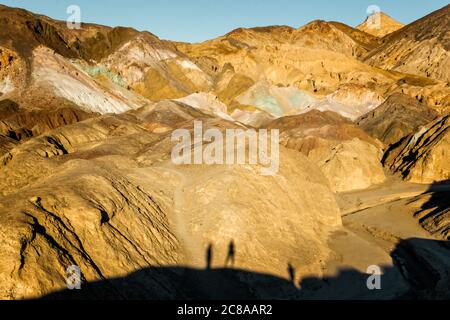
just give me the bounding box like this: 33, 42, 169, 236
38, 238, 450, 300
391, 184, 450, 298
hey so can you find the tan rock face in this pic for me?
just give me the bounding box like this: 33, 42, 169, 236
265, 110, 385, 192
292, 20, 378, 58
384, 115, 450, 183
357, 93, 439, 146
310, 139, 386, 192
0, 163, 181, 299
267, 110, 381, 154
0, 103, 342, 299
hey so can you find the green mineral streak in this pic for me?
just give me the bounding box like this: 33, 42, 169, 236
254, 96, 284, 117
289, 91, 317, 110
74, 62, 128, 88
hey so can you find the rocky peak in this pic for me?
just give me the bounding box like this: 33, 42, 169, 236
357, 12, 404, 38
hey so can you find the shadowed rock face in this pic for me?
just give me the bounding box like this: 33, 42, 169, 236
35, 238, 450, 300
35, 265, 405, 300
409, 189, 450, 240
357, 93, 439, 146
0, 134, 18, 156
0, 99, 97, 157
384, 115, 450, 184
0, 99, 19, 119
0, 102, 96, 142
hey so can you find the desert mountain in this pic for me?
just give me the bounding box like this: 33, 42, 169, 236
0, 4, 212, 114
176, 24, 392, 120
365, 4, 450, 83
177, 13, 449, 118
2, 4, 447, 121
266, 110, 386, 192
266, 110, 381, 154
357, 12, 404, 38
292, 20, 380, 57
177, 21, 392, 94
357, 93, 439, 146
0, 100, 95, 149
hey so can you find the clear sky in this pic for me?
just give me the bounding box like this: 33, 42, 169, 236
1, 0, 448, 42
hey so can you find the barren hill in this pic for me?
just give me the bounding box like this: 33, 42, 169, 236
265, 110, 386, 192
357, 93, 439, 146
0, 102, 342, 299
357, 12, 404, 38
365, 4, 450, 82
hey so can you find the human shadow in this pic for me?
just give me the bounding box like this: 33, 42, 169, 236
37, 238, 450, 300
206, 243, 213, 270
287, 263, 296, 285
225, 240, 236, 268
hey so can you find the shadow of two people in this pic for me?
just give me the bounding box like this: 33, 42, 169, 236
206, 240, 236, 269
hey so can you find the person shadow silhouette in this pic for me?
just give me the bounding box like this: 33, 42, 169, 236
225, 240, 236, 268
206, 243, 213, 270
288, 263, 296, 284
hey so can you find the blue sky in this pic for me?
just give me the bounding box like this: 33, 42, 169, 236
1, 0, 448, 42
